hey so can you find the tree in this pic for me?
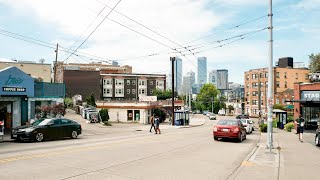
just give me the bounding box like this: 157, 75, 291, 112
64, 97, 73, 108
152, 89, 172, 100
99, 108, 109, 122
196, 84, 219, 112
273, 104, 285, 110
227, 105, 234, 114
309, 53, 320, 73
86, 93, 96, 107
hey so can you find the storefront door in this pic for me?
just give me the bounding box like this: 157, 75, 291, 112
0, 101, 13, 132
127, 110, 133, 121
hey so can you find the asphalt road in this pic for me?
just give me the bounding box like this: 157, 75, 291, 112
0, 115, 261, 180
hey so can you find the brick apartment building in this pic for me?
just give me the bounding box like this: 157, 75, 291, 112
244, 57, 310, 117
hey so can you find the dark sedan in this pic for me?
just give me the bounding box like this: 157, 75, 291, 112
11, 118, 82, 142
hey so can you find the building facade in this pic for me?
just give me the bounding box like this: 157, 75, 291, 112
101, 73, 166, 101
0, 60, 52, 82
244, 65, 310, 117
168, 57, 182, 95
182, 71, 195, 95
209, 69, 228, 90
197, 57, 207, 85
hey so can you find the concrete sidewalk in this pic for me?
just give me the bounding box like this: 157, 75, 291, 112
228, 128, 319, 180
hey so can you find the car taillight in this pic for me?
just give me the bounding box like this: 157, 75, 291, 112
233, 127, 239, 133
213, 126, 217, 132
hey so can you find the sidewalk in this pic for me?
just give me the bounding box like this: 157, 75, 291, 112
228, 128, 319, 180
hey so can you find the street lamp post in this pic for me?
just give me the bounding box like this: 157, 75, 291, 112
267, 0, 274, 151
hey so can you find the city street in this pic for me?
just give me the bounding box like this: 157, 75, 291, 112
0, 115, 260, 180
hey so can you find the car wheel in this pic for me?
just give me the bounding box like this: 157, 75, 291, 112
316, 135, 320, 147
214, 137, 218, 141
71, 130, 78, 139
238, 133, 243, 142
35, 133, 44, 142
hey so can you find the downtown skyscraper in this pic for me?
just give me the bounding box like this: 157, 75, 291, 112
197, 57, 207, 85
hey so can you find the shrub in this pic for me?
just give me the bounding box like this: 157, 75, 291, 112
287, 115, 294, 123
284, 122, 294, 132
259, 124, 268, 133
272, 119, 277, 128
99, 108, 109, 122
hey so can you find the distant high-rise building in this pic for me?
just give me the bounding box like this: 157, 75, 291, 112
182, 71, 195, 94
197, 57, 207, 84
209, 69, 228, 90
168, 57, 182, 95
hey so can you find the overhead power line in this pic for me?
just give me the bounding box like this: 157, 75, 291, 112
64, 0, 123, 62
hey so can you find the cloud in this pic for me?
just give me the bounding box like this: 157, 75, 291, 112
295, 0, 320, 10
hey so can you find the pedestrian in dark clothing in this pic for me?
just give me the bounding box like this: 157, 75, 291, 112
155, 116, 161, 134
149, 114, 156, 133
296, 115, 305, 142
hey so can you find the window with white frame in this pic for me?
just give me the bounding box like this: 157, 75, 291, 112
132, 89, 136, 94
127, 89, 130, 94
132, 80, 136, 85
106, 89, 111, 94
127, 80, 130, 85
150, 81, 153, 85
252, 100, 258, 105
252, 91, 258, 96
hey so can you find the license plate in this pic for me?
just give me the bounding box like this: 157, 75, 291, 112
12, 134, 17, 138
222, 129, 229, 132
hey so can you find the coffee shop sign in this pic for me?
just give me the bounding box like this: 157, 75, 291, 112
301, 91, 320, 100
5, 75, 24, 86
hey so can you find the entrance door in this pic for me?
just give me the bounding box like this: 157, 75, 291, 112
127, 110, 133, 121
0, 101, 13, 132
134, 110, 140, 121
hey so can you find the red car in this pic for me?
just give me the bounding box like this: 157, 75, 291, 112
213, 119, 246, 142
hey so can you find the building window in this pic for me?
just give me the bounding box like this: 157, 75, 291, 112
246, 75, 249, 80
127, 80, 130, 85
139, 80, 145, 86
266, 81, 268, 87
156, 81, 159, 86
252, 74, 257, 79
260, 82, 263, 87
246, 92, 249, 97
253, 109, 259, 114
246, 84, 249, 88
284, 72, 287, 79
103, 89, 106, 94
132, 80, 136, 85
276, 81, 280, 88
284, 81, 287, 88
305, 74, 309, 80
106, 89, 111, 94
252, 91, 258, 96
276, 72, 280, 78
139, 89, 141, 94
295, 73, 298, 79
252, 100, 258, 105
252, 82, 258, 88
260, 73, 263, 78
265, 72, 268, 78
150, 81, 153, 85
132, 89, 136, 94
103, 79, 106, 85
127, 89, 130, 94
150, 90, 153, 94
142, 89, 145, 94
276, 98, 279, 104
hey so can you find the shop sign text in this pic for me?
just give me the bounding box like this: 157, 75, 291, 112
5, 75, 24, 86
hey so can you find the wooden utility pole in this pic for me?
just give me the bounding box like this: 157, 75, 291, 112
171, 57, 175, 126
54, 43, 59, 83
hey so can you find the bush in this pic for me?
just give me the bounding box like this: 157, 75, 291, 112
284, 122, 294, 132
287, 115, 294, 123
259, 124, 268, 133
272, 119, 277, 128
99, 109, 109, 122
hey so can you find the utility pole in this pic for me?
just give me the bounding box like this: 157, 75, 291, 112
189, 90, 192, 111
267, 0, 274, 151
171, 57, 175, 126
54, 43, 59, 83
258, 74, 262, 120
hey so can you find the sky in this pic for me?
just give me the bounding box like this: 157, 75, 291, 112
0, 0, 319, 84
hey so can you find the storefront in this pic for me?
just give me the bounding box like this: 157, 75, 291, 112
293, 82, 320, 130
0, 66, 34, 130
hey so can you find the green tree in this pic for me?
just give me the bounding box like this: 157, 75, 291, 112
99, 108, 109, 122
227, 105, 234, 114
196, 84, 219, 112
64, 97, 73, 108
152, 89, 172, 100
309, 53, 320, 73
273, 104, 285, 110
86, 93, 96, 107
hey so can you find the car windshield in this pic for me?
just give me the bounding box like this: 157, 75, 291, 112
38, 119, 53, 126
217, 120, 238, 126
31, 119, 44, 126
240, 120, 247, 124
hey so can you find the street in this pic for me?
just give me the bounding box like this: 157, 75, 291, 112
0, 114, 260, 180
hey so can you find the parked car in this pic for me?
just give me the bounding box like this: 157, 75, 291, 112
218, 109, 226, 116
240, 119, 253, 134
213, 119, 246, 142
236, 114, 250, 119
11, 118, 82, 142
209, 114, 216, 120
315, 125, 320, 147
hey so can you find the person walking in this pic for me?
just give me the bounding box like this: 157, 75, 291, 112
149, 114, 156, 133
155, 116, 161, 134
297, 115, 305, 142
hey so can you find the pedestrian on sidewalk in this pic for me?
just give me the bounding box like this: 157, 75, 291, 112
155, 116, 161, 134
296, 115, 305, 142
149, 114, 156, 133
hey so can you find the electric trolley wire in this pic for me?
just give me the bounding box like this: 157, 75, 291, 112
64, 0, 123, 62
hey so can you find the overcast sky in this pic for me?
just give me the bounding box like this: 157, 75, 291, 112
1, 0, 319, 84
